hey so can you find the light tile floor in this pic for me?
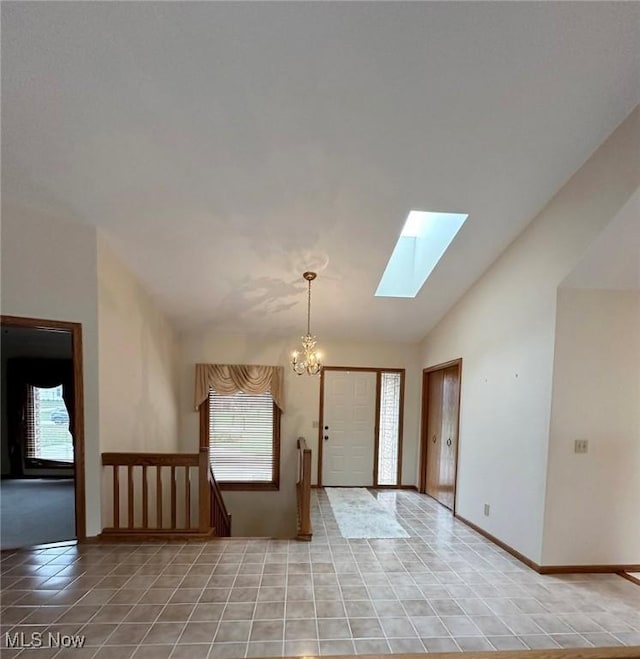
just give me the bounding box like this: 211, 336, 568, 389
1, 489, 639, 658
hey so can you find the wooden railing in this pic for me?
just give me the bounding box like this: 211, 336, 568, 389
296, 437, 312, 541
101, 448, 218, 540
209, 466, 232, 537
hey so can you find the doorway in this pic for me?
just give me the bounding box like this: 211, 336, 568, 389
0, 316, 86, 547
318, 367, 404, 487
419, 359, 462, 511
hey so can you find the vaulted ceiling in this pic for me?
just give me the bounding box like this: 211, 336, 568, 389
2, 2, 639, 341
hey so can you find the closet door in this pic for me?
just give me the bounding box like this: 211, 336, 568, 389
425, 369, 443, 501
439, 365, 460, 510
422, 363, 461, 510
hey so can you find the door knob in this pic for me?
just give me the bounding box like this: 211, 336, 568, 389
324, 435, 329, 441
324, 425, 329, 430
432, 435, 436, 443
446, 438, 452, 447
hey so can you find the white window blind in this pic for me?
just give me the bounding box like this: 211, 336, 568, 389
209, 391, 275, 483
26, 385, 74, 464
378, 372, 401, 485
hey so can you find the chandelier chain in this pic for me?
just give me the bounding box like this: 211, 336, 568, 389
307, 277, 312, 335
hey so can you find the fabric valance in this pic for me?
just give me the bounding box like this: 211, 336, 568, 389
194, 364, 284, 412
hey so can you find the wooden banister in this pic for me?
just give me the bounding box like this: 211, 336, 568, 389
102, 452, 199, 467
296, 437, 312, 541
100, 451, 215, 541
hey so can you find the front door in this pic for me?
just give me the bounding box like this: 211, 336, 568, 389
322, 371, 377, 486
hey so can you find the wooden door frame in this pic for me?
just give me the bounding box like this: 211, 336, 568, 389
317, 366, 405, 488
0, 315, 87, 541
419, 358, 462, 513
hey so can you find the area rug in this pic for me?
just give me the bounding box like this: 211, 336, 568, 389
325, 487, 409, 539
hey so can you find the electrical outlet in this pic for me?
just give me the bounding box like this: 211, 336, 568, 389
484, 504, 490, 516
574, 439, 589, 454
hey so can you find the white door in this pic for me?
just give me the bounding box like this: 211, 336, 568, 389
323, 371, 377, 486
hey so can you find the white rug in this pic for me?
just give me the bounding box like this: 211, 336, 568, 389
325, 488, 409, 539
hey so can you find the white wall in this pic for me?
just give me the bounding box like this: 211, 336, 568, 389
97, 235, 179, 453
0, 203, 102, 536
420, 107, 640, 564
543, 289, 640, 565
179, 332, 421, 537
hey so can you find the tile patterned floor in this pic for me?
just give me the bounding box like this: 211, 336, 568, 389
1, 489, 639, 658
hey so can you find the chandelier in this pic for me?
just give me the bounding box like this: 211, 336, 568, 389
291, 271, 322, 376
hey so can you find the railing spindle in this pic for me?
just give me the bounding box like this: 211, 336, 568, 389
113, 465, 120, 529
185, 466, 191, 529
156, 466, 163, 529
128, 465, 134, 529
171, 465, 177, 529
142, 465, 148, 529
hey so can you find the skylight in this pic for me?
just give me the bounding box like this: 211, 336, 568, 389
375, 210, 469, 298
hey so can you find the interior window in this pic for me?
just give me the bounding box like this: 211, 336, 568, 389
26, 385, 73, 464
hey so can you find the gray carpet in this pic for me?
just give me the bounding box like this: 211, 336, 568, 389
0, 478, 75, 549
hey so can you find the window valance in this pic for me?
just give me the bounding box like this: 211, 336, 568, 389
194, 364, 284, 413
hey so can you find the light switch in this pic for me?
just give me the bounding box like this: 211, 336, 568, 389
312, 420, 319, 429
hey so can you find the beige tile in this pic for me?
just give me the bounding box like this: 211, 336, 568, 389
353, 638, 391, 654
179, 620, 218, 643
209, 642, 248, 658
246, 640, 284, 657
283, 639, 319, 656
318, 618, 351, 639
285, 618, 317, 640
132, 646, 173, 659
319, 639, 355, 655
254, 601, 285, 620
214, 620, 251, 643
349, 617, 384, 639
143, 621, 185, 644
104, 622, 150, 645
190, 603, 225, 621
250, 619, 284, 642
170, 643, 211, 659
285, 600, 315, 619
156, 604, 194, 622
315, 600, 346, 618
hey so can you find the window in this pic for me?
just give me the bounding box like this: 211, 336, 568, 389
26, 385, 74, 464
377, 372, 402, 485
205, 390, 280, 490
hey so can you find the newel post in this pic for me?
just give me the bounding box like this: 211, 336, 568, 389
198, 447, 211, 533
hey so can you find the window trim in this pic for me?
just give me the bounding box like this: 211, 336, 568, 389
199, 390, 281, 491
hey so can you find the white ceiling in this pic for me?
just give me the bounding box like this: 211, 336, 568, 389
2, 2, 639, 342
562, 189, 640, 291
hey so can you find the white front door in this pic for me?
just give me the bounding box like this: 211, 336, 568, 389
323, 370, 377, 486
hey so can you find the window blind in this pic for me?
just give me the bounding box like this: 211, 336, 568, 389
378, 372, 401, 485
25, 385, 74, 464
25, 385, 41, 461
209, 391, 275, 483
